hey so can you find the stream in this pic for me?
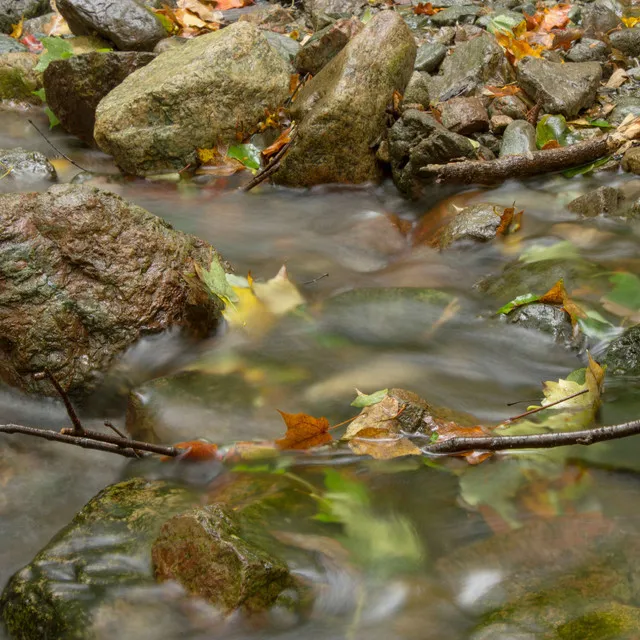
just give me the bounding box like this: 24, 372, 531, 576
2, 108, 640, 639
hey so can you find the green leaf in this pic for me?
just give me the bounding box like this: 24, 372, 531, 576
605, 272, 640, 311
34, 36, 74, 73
44, 106, 60, 129
519, 240, 580, 264
578, 310, 620, 342
562, 155, 610, 178
31, 88, 46, 103
194, 252, 239, 306
536, 114, 568, 149
227, 144, 261, 171
497, 292, 541, 315
361, 6, 373, 23
487, 14, 524, 35
588, 118, 614, 129
351, 388, 388, 408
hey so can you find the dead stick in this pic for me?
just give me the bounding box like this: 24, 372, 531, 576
27, 119, 88, 172
60, 427, 179, 457
34, 370, 85, 435
423, 418, 640, 455
498, 389, 588, 426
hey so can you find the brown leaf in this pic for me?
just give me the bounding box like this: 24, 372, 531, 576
496, 205, 524, 236
262, 127, 292, 160
538, 279, 587, 325
484, 84, 522, 97
413, 2, 441, 14
348, 426, 422, 460
213, 0, 254, 9
166, 440, 219, 461
276, 411, 333, 450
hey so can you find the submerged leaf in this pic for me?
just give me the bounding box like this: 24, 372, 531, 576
275, 411, 332, 450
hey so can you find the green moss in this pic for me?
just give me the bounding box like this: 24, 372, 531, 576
556, 604, 640, 640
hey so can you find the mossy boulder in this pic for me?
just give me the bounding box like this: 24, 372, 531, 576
0, 52, 41, 102
0, 478, 196, 640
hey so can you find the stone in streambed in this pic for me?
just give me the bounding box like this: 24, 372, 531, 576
44, 52, 155, 146
488, 94, 528, 120
622, 148, 640, 175
581, 0, 621, 38
604, 325, 640, 376
94, 22, 291, 176
389, 109, 476, 197
430, 5, 481, 26
295, 17, 362, 76
0, 0, 49, 34
0, 185, 223, 398
304, 0, 366, 30
436, 204, 503, 250
440, 96, 489, 135
566, 38, 608, 63
403, 70, 431, 108
56, 0, 168, 51
567, 186, 623, 218
610, 28, 640, 58
273, 12, 416, 187
0, 52, 41, 102
609, 97, 640, 126
427, 33, 514, 103
0, 147, 56, 184
499, 120, 536, 157
153, 505, 291, 613
516, 58, 601, 118
0, 35, 26, 54
414, 41, 447, 73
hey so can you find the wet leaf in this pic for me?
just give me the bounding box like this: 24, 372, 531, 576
227, 143, 261, 171
536, 114, 568, 149
34, 36, 74, 73
349, 427, 422, 459
487, 14, 525, 35
519, 241, 580, 264
252, 265, 305, 315
497, 292, 541, 315
495, 30, 544, 63
196, 146, 246, 175
483, 84, 522, 97
622, 16, 640, 28
562, 155, 611, 178
605, 68, 628, 89
44, 106, 60, 129
213, 0, 254, 9
413, 2, 441, 15
577, 310, 620, 341
496, 205, 523, 236
351, 388, 389, 408
262, 127, 292, 160
275, 411, 332, 450
9, 17, 24, 40
194, 251, 239, 306
173, 440, 219, 460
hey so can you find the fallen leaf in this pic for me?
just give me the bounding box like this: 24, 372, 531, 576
351, 388, 389, 408
9, 17, 24, 39
413, 2, 441, 14
622, 16, 640, 28
252, 265, 305, 315
495, 205, 524, 236
483, 84, 522, 97
276, 411, 333, 450
164, 440, 219, 461
262, 127, 292, 160
605, 68, 628, 89
213, 0, 254, 9
194, 251, 239, 306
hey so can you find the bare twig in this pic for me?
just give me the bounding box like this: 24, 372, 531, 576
498, 389, 588, 426
302, 273, 329, 285
27, 119, 88, 172
34, 370, 85, 435
104, 420, 142, 458
423, 418, 640, 455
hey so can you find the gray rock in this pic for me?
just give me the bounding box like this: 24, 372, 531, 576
0, 0, 49, 34
389, 109, 476, 197
441, 96, 488, 134
403, 70, 430, 107
153, 36, 188, 54
437, 203, 502, 249
0, 185, 223, 397
56, 0, 168, 51
566, 37, 608, 62
604, 325, 640, 376
295, 17, 362, 76
610, 28, 640, 57
488, 94, 528, 120
628, 66, 640, 81
238, 3, 298, 30
430, 5, 481, 26
21, 12, 56, 37
567, 186, 623, 218
0, 34, 26, 54
610, 97, 640, 125
264, 30, 300, 66
622, 147, 640, 175
517, 57, 602, 117
273, 12, 416, 187
428, 33, 514, 103
0, 52, 41, 102
95, 22, 291, 175
506, 303, 585, 352
415, 41, 447, 72
475, 132, 500, 155
499, 120, 536, 157
305, 0, 366, 30
581, 0, 621, 37
0, 147, 56, 184
44, 52, 155, 146
490, 114, 512, 133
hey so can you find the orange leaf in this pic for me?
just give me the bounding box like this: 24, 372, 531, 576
275, 411, 333, 450
413, 2, 440, 14
170, 440, 219, 461
538, 3, 572, 33
9, 16, 24, 39
496, 205, 524, 236
213, 0, 254, 9
485, 84, 522, 97
434, 423, 493, 463
538, 279, 587, 325
262, 127, 292, 160
541, 140, 561, 150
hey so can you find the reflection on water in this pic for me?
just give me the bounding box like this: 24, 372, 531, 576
2, 108, 640, 639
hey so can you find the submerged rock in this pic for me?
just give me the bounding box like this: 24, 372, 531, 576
273, 11, 416, 187
516, 58, 602, 117
0, 185, 223, 397
56, 0, 168, 51
44, 51, 155, 146
0, 478, 196, 640
389, 109, 476, 197
0, 147, 56, 184
604, 325, 640, 376
567, 186, 623, 218
0, 0, 49, 34
94, 22, 291, 175
0, 52, 41, 102
436, 204, 503, 249
153, 505, 292, 613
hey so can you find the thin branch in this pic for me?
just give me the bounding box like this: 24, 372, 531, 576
34, 370, 85, 435
302, 273, 329, 285
498, 389, 588, 426
104, 420, 142, 458
28, 119, 88, 172
423, 418, 640, 455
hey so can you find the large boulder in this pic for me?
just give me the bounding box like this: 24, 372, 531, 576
0, 52, 41, 102
517, 57, 602, 118
427, 33, 514, 103
94, 22, 291, 175
44, 51, 155, 146
56, 0, 168, 51
0, 0, 49, 34
273, 11, 416, 187
0, 185, 223, 397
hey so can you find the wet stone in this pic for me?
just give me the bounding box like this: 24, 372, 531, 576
475, 132, 501, 155
567, 186, 623, 218
414, 41, 447, 72
440, 96, 489, 135
264, 31, 300, 67
610, 28, 640, 58
0, 52, 41, 102
516, 58, 602, 117
304, 0, 366, 30
490, 114, 512, 133
622, 147, 640, 175
0, 35, 26, 54
566, 37, 608, 62
430, 5, 481, 26
488, 94, 528, 120
604, 325, 640, 376
437, 204, 502, 250
0, 0, 50, 33
153, 35, 188, 54
609, 97, 640, 126
0, 147, 56, 184
499, 120, 536, 157
581, 0, 621, 38
403, 70, 431, 108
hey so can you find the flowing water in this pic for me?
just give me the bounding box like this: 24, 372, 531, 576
2, 108, 640, 638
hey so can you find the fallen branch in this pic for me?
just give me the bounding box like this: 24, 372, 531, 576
422, 418, 640, 455
34, 370, 85, 435
419, 116, 640, 185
